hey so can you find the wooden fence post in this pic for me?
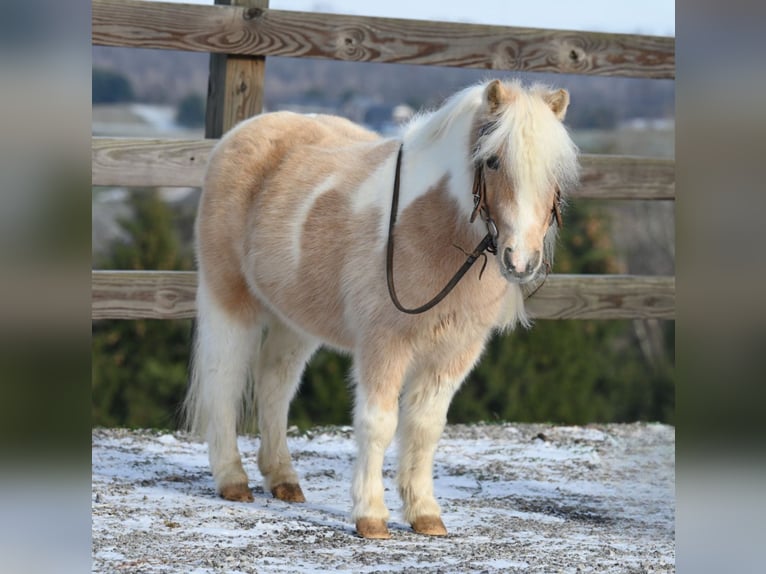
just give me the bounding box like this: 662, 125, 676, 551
205, 0, 268, 138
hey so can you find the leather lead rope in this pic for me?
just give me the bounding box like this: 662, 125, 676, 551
386, 145, 497, 315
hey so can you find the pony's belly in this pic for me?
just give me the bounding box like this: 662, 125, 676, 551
246, 259, 356, 351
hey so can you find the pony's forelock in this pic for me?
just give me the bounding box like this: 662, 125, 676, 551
472, 80, 580, 199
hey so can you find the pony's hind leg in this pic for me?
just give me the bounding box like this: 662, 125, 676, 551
397, 342, 485, 536
185, 280, 262, 502
254, 318, 319, 502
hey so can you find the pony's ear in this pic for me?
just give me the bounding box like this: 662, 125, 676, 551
484, 80, 512, 113
544, 89, 570, 120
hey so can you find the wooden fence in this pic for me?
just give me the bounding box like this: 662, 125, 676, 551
91, 0, 675, 321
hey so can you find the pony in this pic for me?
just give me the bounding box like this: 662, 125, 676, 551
184, 79, 579, 539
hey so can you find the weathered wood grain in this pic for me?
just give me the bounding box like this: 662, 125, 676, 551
91, 271, 674, 320
92, 0, 674, 79
92, 137, 675, 200
92, 271, 197, 320
578, 155, 674, 200
525, 274, 675, 320
92, 138, 214, 188
206, 0, 268, 138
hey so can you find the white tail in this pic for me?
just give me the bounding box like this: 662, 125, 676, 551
183, 279, 259, 437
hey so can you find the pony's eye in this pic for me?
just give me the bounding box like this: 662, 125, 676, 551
486, 156, 500, 170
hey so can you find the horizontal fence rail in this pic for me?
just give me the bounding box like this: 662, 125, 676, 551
92, 137, 675, 200
93, 271, 197, 321
92, 271, 675, 321
93, 0, 674, 79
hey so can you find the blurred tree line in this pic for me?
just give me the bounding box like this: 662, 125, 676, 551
92, 67, 205, 128
92, 68, 134, 104
92, 191, 674, 430
91, 64, 673, 131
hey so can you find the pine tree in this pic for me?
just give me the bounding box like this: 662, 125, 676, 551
92, 68, 135, 104
92, 191, 193, 429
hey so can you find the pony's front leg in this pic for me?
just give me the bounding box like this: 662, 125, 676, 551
397, 343, 484, 536
351, 341, 412, 539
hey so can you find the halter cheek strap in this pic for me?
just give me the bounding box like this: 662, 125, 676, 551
469, 163, 499, 254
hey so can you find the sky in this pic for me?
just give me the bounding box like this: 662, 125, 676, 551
156, 0, 675, 37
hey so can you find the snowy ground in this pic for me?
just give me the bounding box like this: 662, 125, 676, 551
92, 423, 674, 573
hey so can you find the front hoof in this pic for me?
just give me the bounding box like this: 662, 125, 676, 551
411, 515, 447, 536
220, 483, 254, 502
356, 518, 391, 539
271, 482, 306, 503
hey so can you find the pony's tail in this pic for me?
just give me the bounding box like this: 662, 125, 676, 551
183, 320, 205, 437
182, 280, 260, 438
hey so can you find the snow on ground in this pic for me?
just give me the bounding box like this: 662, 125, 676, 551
92, 423, 674, 573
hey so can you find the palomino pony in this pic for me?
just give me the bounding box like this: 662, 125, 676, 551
185, 79, 579, 539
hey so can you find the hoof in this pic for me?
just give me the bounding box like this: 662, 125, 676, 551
271, 483, 306, 503
219, 483, 253, 502
411, 515, 447, 536
356, 518, 391, 539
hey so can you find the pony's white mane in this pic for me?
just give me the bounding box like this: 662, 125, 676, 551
401, 84, 485, 151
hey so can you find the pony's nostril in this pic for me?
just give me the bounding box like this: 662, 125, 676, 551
504, 248, 541, 278
526, 250, 541, 274
503, 248, 515, 271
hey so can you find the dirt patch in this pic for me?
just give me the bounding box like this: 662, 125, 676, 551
92, 423, 674, 573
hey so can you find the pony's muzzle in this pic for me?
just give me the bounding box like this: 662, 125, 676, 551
503, 248, 541, 281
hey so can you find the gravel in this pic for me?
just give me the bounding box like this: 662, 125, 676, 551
92, 423, 674, 573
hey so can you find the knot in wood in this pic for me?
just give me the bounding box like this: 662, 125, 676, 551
492, 40, 520, 70
559, 41, 587, 71
335, 28, 367, 60
243, 6, 264, 20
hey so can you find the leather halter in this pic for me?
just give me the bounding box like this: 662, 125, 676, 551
386, 145, 499, 315
469, 160, 500, 254
385, 144, 561, 315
